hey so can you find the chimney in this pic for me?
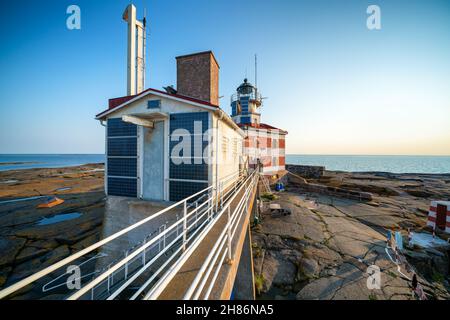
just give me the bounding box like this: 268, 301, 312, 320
176, 51, 219, 106
123, 4, 146, 96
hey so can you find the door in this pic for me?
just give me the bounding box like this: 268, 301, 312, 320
142, 121, 164, 200
436, 204, 447, 229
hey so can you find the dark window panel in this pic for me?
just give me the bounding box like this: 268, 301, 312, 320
107, 157, 137, 177
169, 181, 208, 202
107, 118, 137, 137
169, 162, 208, 180
107, 138, 137, 157
108, 177, 137, 197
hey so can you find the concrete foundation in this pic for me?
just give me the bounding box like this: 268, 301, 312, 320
97, 196, 180, 270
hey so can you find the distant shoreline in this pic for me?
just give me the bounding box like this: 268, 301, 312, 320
0, 162, 105, 173
0, 162, 449, 177
0, 161, 40, 166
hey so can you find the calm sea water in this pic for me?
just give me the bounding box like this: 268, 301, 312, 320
0, 154, 105, 171
286, 155, 450, 174
1, 154, 449, 174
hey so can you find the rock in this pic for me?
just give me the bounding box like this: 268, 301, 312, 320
14, 217, 102, 245
0, 236, 26, 267
280, 249, 302, 264
266, 235, 288, 250
260, 251, 297, 293
69, 232, 100, 251
27, 239, 59, 250
0, 266, 12, 288
15, 246, 49, 264
6, 245, 71, 287
296, 276, 344, 300
303, 244, 342, 265
298, 258, 320, 280
404, 189, 432, 198
251, 232, 267, 248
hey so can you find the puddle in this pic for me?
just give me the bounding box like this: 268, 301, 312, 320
1, 180, 19, 184
37, 212, 82, 226
0, 196, 47, 205
55, 187, 72, 192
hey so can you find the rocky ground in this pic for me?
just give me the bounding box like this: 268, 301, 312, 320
252, 170, 450, 300
0, 164, 105, 294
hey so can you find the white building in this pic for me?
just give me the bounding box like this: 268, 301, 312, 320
96, 5, 244, 202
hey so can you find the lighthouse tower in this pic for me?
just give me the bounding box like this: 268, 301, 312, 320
230, 78, 288, 175
231, 78, 262, 126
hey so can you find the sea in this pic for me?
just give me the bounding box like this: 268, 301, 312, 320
0, 154, 105, 172
286, 155, 450, 174
0, 154, 449, 174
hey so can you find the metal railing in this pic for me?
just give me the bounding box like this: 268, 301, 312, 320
231, 92, 262, 105
0, 169, 258, 300
142, 170, 258, 299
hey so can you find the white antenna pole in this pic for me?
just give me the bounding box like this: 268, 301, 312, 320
124, 4, 137, 95
255, 54, 257, 88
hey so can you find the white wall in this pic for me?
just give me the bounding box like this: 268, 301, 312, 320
212, 113, 243, 192
105, 93, 212, 201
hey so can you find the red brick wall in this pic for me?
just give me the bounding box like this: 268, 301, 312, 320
176, 51, 219, 106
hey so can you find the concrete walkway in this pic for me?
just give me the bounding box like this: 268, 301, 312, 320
157, 180, 258, 300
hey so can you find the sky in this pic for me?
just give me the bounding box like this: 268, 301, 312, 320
0, 0, 449, 155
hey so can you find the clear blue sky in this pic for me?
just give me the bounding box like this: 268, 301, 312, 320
1, 0, 449, 155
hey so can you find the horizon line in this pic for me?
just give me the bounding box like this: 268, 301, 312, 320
1, 153, 450, 157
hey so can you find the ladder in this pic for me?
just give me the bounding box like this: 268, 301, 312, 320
260, 174, 271, 193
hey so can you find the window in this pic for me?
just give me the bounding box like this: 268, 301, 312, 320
148, 100, 161, 109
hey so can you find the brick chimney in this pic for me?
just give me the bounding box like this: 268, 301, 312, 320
176, 51, 219, 106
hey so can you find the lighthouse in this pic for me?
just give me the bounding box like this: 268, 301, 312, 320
230, 78, 288, 175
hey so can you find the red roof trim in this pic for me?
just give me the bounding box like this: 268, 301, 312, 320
96, 88, 219, 118
238, 122, 288, 134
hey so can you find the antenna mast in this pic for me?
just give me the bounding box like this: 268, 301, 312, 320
255, 54, 257, 88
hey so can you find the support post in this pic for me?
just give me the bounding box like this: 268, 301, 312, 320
227, 206, 233, 265
183, 200, 187, 251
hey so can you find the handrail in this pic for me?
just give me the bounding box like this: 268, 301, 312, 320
142, 170, 258, 300
185, 173, 257, 299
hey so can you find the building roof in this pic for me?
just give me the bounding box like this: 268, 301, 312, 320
238, 122, 288, 134
96, 87, 219, 119
95, 87, 246, 137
